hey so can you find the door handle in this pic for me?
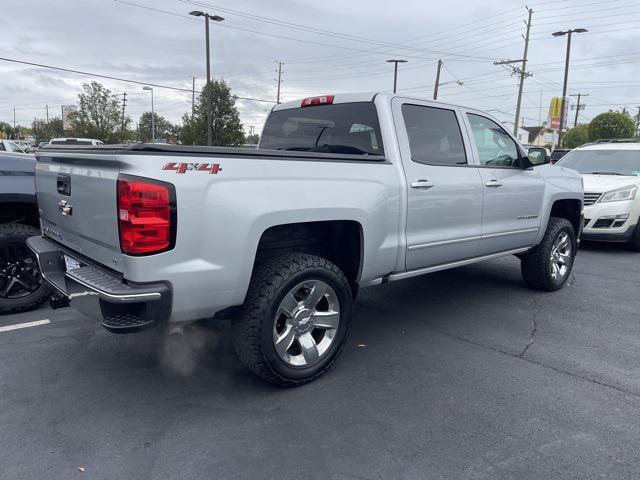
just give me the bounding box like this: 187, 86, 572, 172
411, 179, 434, 189
485, 179, 503, 187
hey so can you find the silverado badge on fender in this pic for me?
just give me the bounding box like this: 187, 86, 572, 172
163, 162, 222, 174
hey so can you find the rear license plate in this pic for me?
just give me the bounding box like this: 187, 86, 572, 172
63, 255, 81, 272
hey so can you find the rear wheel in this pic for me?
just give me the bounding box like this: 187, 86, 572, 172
521, 217, 576, 291
0, 224, 50, 314
232, 253, 352, 387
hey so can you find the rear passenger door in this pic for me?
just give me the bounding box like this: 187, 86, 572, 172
393, 98, 484, 271
462, 112, 545, 255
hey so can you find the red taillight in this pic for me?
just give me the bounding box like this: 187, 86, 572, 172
301, 95, 334, 107
117, 176, 175, 256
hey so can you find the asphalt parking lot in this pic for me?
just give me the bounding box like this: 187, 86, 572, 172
1, 243, 639, 480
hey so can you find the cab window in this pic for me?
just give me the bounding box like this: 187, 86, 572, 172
402, 104, 467, 166
467, 114, 520, 168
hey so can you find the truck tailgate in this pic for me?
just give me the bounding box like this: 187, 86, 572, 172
35, 151, 123, 272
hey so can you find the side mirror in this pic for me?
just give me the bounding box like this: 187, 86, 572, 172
527, 147, 550, 167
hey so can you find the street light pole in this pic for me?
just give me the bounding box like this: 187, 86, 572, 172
386, 59, 407, 94
552, 28, 587, 149
143, 86, 154, 143
190, 10, 224, 146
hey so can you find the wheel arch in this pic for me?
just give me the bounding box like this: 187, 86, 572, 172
536, 195, 582, 244
549, 198, 582, 237
253, 220, 364, 296
0, 200, 39, 228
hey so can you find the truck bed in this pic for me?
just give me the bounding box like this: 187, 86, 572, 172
40, 143, 387, 163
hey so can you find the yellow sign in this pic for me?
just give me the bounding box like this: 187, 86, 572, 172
549, 97, 562, 117
548, 97, 563, 130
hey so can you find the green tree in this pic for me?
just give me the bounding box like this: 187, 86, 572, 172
69, 81, 131, 143
588, 111, 636, 142
31, 117, 64, 143
138, 111, 175, 143
245, 133, 260, 145
0, 121, 21, 140
182, 79, 244, 146
562, 124, 589, 148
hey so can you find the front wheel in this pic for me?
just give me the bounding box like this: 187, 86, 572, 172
520, 217, 577, 291
627, 223, 640, 251
232, 253, 352, 387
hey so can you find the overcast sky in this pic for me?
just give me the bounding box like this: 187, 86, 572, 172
1, 0, 639, 135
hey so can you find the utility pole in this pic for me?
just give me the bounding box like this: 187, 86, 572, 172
492, 7, 533, 137
635, 106, 640, 137
433, 59, 443, 100
570, 93, 588, 127
192, 77, 196, 117
386, 59, 408, 94
515, 7, 532, 137
46, 103, 49, 122
120, 92, 127, 134
275, 61, 284, 104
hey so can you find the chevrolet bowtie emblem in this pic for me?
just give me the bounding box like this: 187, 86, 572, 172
58, 200, 73, 217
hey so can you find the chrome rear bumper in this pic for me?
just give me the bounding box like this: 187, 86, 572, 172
27, 235, 171, 333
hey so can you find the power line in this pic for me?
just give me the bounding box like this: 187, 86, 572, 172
184, 0, 521, 63
115, 0, 497, 62
0, 56, 276, 104
536, 3, 640, 22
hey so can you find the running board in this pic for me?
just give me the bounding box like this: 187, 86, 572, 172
379, 247, 531, 284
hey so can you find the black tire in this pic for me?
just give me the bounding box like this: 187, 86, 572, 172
627, 224, 640, 252
521, 217, 577, 291
232, 253, 352, 387
0, 223, 51, 314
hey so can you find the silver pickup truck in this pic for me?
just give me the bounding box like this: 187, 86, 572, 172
28, 93, 583, 386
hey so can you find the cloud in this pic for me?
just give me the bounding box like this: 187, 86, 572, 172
1, 0, 639, 131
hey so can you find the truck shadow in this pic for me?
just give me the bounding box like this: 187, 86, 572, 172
83, 255, 539, 394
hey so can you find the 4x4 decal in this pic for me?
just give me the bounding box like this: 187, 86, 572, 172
163, 162, 222, 174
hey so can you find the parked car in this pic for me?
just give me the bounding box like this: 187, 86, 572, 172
0, 151, 50, 313
555, 141, 640, 249
27, 93, 583, 385
551, 149, 570, 164
48, 138, 104, 146
0, 139, 31, 155
17, 140, 34, 153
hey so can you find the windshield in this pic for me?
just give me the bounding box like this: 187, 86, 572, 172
260, 102, 384, 155
6, 141, 26, 153
556, 149, 640, 176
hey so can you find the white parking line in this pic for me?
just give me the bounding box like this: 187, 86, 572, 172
0, 319, 50, 333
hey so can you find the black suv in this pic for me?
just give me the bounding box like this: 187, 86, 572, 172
0, 151, 50, 313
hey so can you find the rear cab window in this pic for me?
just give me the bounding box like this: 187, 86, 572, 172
260, 102, 384, 156
401, 104, 467, 166
51, 139, 94, 146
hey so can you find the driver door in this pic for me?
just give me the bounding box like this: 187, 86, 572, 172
462, 112, 545, 255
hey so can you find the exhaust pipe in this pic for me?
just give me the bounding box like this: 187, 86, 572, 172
49, 292, 70, 309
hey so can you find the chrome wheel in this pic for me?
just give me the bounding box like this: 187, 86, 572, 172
273, 279, 340, 367
549, 231, 571, 281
